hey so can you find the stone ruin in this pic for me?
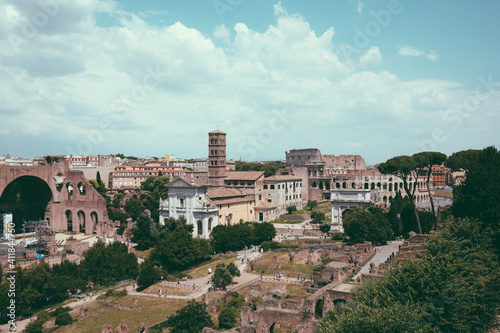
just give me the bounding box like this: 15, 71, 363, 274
100, 300, 129, 311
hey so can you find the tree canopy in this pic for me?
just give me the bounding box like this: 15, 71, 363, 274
343, 207, 393, 245
167, 301, 213, 333
235, 161, 285, 177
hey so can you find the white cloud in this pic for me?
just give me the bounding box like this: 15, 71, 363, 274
0, 1, 495, 162
398, 45, 440, 61
359, 46, 382, 67
350, 0, 366, 13
213, 24, 230, 43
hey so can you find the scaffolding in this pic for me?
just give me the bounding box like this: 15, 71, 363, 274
22, 219, 55, 250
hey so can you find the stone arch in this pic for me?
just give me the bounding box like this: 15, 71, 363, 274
325, 182, 330, 190
319, 182, 324, 190
197, 220, 203, 236
394, 183, 398, 192
0, 175, 53, 233
377, 182, 381, 188
383, 196, 387, 205
333, 299, 347, 306
77, 210, 86, 233
336, 182, 341, 189
312, 182, 317, 188
351, 182, 356, 189
371, 182, 375, 190
66, 183, 73, 200
389, 183, 393, 191
315, 298, 324, 319
364, 183, 368, 189
90, 211, 98, 234
342, 182, 347, 189
65, 210, 73, 232
77, 182, 86, 199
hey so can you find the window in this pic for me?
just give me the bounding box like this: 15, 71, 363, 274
270, 185, 275, 189
264, 185, 268, 189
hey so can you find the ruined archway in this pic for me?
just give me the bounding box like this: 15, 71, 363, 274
0, 176, 52, 233
65, 210, 73, 232
315, 298, 324, 318
77, 210, 86, 233
90, 211, 98, 234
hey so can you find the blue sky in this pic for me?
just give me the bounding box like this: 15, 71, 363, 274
0, 0, 499, 164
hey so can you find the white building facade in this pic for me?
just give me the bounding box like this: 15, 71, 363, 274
158, 178, 218, 239
263, 175, 303, 217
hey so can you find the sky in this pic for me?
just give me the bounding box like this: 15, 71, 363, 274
0, 0, 499, 164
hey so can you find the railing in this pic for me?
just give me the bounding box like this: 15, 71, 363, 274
159, 281, 202, 291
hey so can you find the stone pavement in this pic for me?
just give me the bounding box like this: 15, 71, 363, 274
354, 240, 404, 280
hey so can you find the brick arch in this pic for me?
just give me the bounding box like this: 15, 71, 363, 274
0, 155, 114, 236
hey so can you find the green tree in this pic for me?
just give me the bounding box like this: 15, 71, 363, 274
378, 155, 422, 233
227, 262, 241, 277
445, 146, 500, 233
252, 222, 276, 245
306, 200, 318, 210
343, 207, 393, 245
319, 224, 331, 234
168, 301, 213, 333
137, 258, 158, 289
311, 211, 325, 223
124, 196, 144, 221
412, 151, 447, 230
218, 307, 237, 329
287, 205, 297, 214
212, 264, 233, 289
131, 215, 159, 250
152, 228, 211, 272
318, 218, 500, 332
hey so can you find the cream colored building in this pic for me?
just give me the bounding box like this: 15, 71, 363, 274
207, 188, 254, 225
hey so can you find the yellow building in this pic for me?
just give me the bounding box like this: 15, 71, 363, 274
207, 188, 254, 225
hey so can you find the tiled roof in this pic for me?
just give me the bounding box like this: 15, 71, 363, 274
264, 175, 302, 182
207, 188, 244, 199
210, 197, 254, 205
225, 171, 265, 181
255, 201, 276, 209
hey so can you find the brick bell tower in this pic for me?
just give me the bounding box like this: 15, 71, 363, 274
208, 129, 227, 187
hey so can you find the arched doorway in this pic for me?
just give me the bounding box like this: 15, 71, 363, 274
90, 212, 98, 234
77, 210, 86, 233
66, 210, 73, 232
315, 298, 324, 318
0, 176, 53, 233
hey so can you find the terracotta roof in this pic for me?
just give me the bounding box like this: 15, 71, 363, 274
208, 129, 227, 134
207, 188, 244, 199
264, 175, 302, 182
255, 201, 276, 209
210, 197, 254, 205
225, 171, 265, 181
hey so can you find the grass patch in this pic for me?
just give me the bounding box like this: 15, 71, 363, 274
54, 295, 188, 333
433, 190, 453, 199
271, 219, 301, 224
250, 252, 315, 277
130, 247, 153, 260
142, 284, 194, 296
293, 201, 330, 215
184, 255, 237, 279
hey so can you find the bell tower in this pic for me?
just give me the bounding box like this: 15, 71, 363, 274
208, 129, 227, 187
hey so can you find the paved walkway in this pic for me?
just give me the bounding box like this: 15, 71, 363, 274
354, 240, 403, 280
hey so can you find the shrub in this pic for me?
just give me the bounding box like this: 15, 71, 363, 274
55, 312, 73, 326
218, 307, 237, 329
